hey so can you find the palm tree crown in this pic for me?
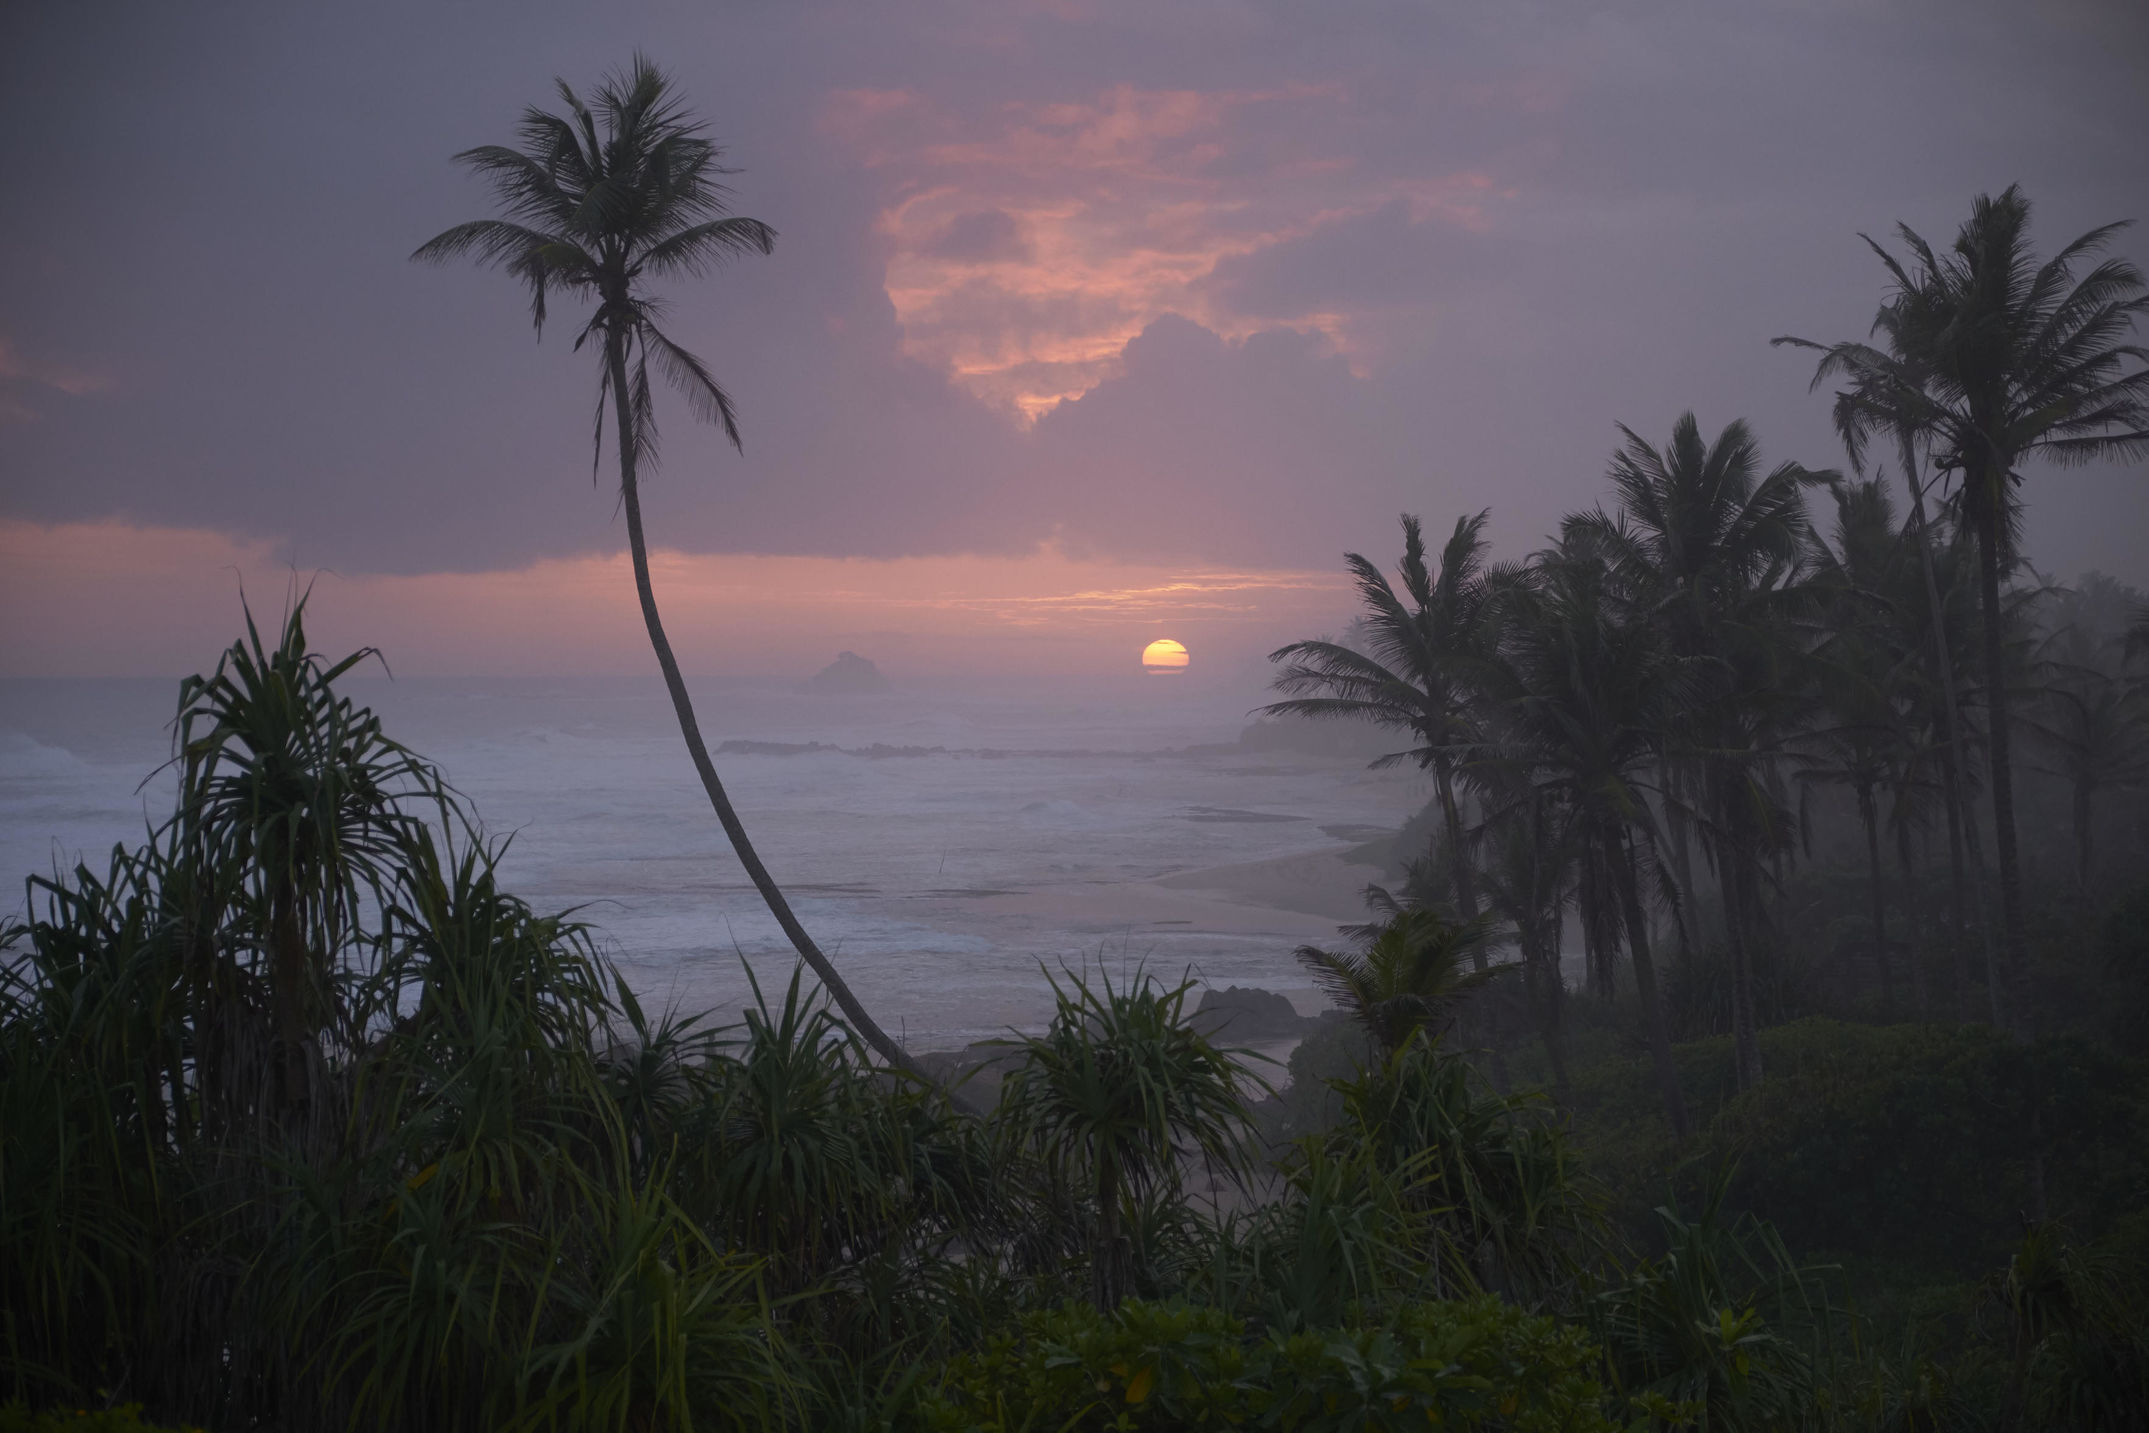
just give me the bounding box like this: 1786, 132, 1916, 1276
1265, 513, 1509, 930
414, 56, 775, 457
1295, 906, 1504, 1055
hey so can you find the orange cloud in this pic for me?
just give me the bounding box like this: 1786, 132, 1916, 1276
824, 85, 1505, 420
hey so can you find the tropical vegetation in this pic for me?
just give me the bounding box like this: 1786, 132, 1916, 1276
5, 58, 2149, 1433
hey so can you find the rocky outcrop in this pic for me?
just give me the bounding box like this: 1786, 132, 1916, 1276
802, 651, 890, 694
1190, 985, 1311, 1041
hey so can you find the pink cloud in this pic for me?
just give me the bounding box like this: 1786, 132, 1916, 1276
823, 83, 1514, 420
0, 336, 111, 423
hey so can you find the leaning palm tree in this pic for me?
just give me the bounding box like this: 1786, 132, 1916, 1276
1295, 905, 1506, 1056
1266, 513, 1507, 935
413, 59, 916, 1076
1785, 189, 2149, 1021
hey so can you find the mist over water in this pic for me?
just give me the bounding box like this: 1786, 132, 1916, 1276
0, 672, 1424, 1048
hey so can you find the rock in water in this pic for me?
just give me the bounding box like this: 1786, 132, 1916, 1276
1191, 985, 1309, 1040
802, 651, 890, 694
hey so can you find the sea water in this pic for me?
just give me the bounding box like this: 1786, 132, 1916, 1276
0, 674, 1426, 1048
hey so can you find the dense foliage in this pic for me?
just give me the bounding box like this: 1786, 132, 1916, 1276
3, 602, 2147, 1428
6, 56, 2149, 1427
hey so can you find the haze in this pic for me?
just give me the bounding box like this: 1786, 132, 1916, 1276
4, 0, 2145, 681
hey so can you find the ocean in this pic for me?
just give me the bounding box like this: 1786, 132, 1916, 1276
0, 673, 1428, 1049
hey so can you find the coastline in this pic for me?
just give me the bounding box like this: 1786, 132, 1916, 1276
962, 840, 1387, 940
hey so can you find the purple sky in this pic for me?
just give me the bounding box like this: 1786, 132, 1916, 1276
2, 0, 2146, 676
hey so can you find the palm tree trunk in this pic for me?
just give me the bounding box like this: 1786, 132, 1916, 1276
1898, 438, 1998, 1025
1093, 1158, 1125, 1311
1715, 777, 1764, 1090
2073, 779, 2093, 888
1664, 793, 1699, 959
1578, 852, 1615, 1001
1434, 759, 1483, 939
1527, 927, 1573, 1105
1895, 817, 1930, 1022
1529, 801, 1572, 1106
605, 329, 925, 1083
1936, 739, 1975, 1023
1719, 850, 1761, 1086
1857, 780, 1895, 1017
1974, 513, 2032, 1036
1613, 826, 1688, 1136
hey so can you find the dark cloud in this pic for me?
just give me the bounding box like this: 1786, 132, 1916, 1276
924, 209, 1032, 263
1, 0, 2144, 580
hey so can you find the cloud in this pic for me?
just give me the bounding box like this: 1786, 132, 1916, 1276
0, 336, 110, 423
826, 81, 1510, 419
922, 208, 1033, 263
0, 518, 1348, 678
1, 0, 2144, 597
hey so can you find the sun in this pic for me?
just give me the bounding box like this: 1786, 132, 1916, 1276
1140, 638, 1190, 675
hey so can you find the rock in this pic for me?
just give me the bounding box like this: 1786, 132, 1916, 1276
915, 1039, 1026, 1109
1191, 985, 1310, 1041
801, 651, 890, 694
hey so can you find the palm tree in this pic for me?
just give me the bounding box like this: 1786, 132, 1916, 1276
2024, 599, 2149, 887
1473, 783, 1578, 1100
1294, 906, 1506, 1056
1266, 513, 1507, 940
1802, 480, 1919, 1016
1779, 321, 2000, 1023
413, 59, 918, 1077
1478, 545, 1694, 1134
1787, 189, 2149, 1026
1571, 415, 1826, 1089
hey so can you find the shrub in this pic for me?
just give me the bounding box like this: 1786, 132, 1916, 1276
912, 1295, 1629, 1432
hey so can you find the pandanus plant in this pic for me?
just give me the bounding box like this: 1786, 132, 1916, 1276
995, 969, 1257, 1310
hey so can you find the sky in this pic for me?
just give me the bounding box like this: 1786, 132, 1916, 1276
3, 0, 2146, 681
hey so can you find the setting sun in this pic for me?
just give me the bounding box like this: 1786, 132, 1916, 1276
1140, 637, 1190, 674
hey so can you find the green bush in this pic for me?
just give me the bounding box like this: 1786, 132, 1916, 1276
912, 1296, 1632, 1432
1701, 1020, 2149, 1276
1555, 1018, 2149, 1282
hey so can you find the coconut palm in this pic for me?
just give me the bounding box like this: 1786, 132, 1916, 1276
1786, 189, 2149, 1023
1571, 414, 1826, 1088
1473, 782, 1578, 1099
413, 59, 917, 1076
2024, 604, 2149, 887
1778, 323, 2001, 1024
1295, 905, 1506, 1056
1476, 544, 1695, 1134
1266, 512, 1507, 937
1801, 480, 1920, 1016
